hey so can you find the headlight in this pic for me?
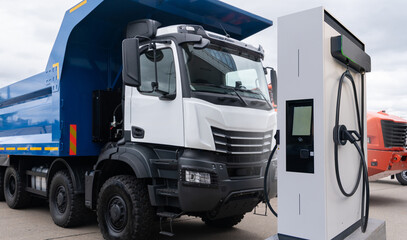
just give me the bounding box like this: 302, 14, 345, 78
185, 170, 211, 184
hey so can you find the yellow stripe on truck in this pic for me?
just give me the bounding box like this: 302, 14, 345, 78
0, 147, 56, 151
44, 147, 59, 151
70, 0, 87, 13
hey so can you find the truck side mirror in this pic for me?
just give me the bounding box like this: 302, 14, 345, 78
270, 68, 277, 105
122, 38, 141, 87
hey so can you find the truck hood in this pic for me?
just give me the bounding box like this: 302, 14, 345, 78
183, 98, 277, 152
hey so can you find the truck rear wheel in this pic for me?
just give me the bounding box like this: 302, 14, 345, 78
4, 166, 31, 208
396, 171, 407, 185
49, 170, 88, 227
202, 214, 245, 228
97, 175, 155, 240
0, 168, 4, 201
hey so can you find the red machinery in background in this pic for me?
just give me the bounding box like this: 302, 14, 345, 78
367, 111, 407, 184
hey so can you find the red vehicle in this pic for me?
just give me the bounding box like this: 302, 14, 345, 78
367, 111, 407, 184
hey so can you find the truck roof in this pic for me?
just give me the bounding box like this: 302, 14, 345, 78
46, 0, 273, 73
367, 111, 407, 123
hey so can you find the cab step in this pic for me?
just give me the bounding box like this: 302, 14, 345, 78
157, 211, 183, 237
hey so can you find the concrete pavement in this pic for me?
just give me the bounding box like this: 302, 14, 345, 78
0, 177, 406, 240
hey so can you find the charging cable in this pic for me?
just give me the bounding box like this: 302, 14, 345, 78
333, 69, 369, 232
264, 134, 278, 217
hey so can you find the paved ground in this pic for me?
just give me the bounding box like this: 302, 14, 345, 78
0, 177, 405, 240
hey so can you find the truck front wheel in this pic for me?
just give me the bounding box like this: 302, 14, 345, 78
202, 214, 245, 228
4, 166, 30, 208
49, 170, 88, 227
97, 175, 155, 240
396, 171, 407, 185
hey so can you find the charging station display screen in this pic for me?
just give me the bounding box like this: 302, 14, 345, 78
292, 106, 312, 136
286, 99, 314, 173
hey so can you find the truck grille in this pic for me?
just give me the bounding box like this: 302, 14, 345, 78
381, 120, 407, 148
211, 127, 273, 155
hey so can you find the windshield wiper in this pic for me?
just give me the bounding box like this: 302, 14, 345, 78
192, 83, 248, 106
235, 87, 272, 109
192, 83, 272, 109
230, 88, 248, 106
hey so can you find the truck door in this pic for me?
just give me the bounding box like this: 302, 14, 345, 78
125, 41, 184, 147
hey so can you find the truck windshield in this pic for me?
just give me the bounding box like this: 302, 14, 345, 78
181, 43, 270, 103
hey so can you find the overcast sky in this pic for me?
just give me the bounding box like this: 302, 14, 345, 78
0, 0, 406, 118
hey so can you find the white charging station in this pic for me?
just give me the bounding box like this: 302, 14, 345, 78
276, 7, 377, 240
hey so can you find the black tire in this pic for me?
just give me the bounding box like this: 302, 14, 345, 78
97, 175, 155, 240
0, 168, 5, 201
396, 171, 407, 185
49, 170, 88, 227
202, 214, 245, 228
4, 166, 31, 209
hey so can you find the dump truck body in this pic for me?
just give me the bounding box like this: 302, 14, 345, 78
0, 0, 273, 157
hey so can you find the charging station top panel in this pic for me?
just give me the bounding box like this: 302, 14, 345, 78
324, 11, 364, 50
325, 10, 371, 73
331, 35, 371, 72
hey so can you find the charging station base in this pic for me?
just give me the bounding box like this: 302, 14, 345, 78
345, 219, 386, 240
266, 218, 386, 240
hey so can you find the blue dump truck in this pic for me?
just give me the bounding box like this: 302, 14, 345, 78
0, 0, 277, 239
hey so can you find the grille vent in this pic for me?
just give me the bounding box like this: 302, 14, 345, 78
211, 127, 273, 155
381, 120, 407, 148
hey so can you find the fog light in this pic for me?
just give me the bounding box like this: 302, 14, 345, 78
185, 170, 211, 184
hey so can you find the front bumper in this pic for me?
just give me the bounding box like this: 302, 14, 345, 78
177, 149, 277, 218
368, 149, 407, 180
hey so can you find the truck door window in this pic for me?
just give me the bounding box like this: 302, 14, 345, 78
139, 48, 176, 96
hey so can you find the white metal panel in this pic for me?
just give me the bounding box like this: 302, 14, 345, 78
277, 7, 327, 240
324, 22, 364, 239
0, 134, 52, 144
183, 98, 277, 151
124, 86, 132, 133
127, 42, 184, 147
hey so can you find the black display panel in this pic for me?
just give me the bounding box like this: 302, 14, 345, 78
286, 99, 314, 173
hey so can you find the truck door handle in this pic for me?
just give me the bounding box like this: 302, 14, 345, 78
132, 126, 145, 139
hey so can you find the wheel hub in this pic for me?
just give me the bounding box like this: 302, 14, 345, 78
107, 196, 127, 232
57, 192, 64, 206
110, 204, 121, 222
8, 176, 16, 196
55, 186, 67, 213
